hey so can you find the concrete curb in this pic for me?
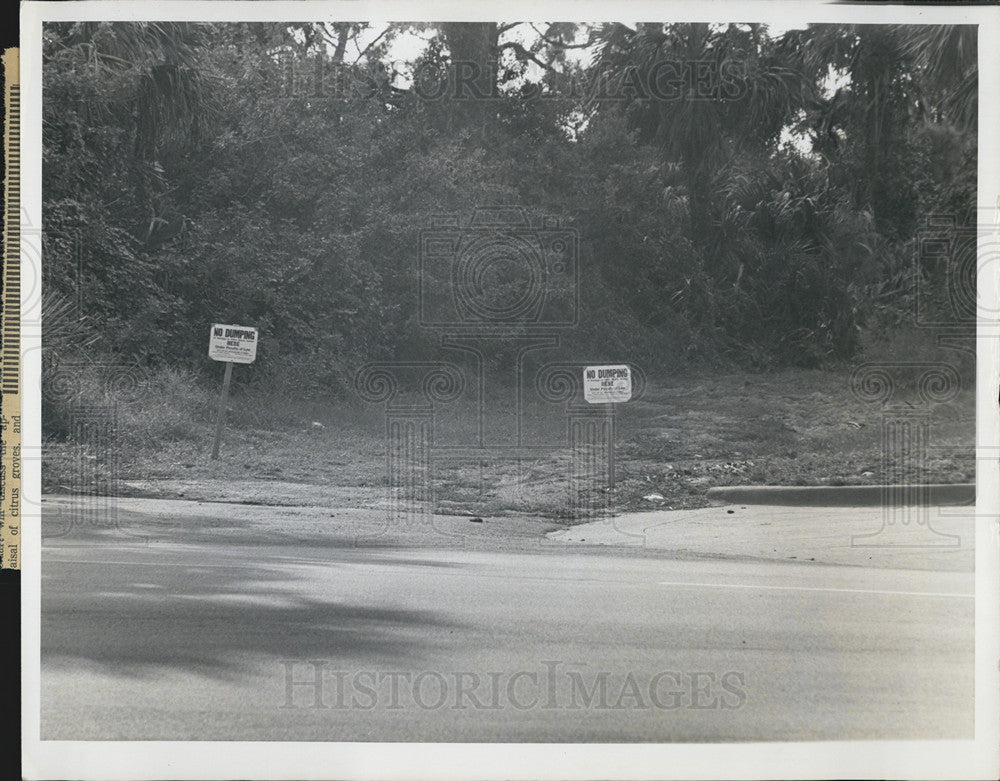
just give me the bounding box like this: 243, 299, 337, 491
705, 483, 975, 507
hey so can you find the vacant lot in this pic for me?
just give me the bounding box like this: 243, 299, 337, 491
43, 363, 975, 520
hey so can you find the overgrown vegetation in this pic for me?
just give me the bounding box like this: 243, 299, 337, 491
41, 21, 977, 497
42, 348, 974, 515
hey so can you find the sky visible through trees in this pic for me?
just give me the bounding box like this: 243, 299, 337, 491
41, 21, 977, 397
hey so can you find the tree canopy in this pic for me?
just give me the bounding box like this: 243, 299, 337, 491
42, 21, 976, 389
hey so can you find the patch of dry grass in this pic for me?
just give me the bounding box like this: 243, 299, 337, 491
43, 362, 975, 519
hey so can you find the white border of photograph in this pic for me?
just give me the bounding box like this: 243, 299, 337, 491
19, 1, 1000, 779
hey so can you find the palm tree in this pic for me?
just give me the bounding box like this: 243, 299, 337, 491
592, 23, 810, 242
45, 22, 221, 161
783, 23, 976, 236
899, 24, 977, 132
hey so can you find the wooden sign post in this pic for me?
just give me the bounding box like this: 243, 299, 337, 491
208, 324, 258, 460
583, 365, 632, 490
211, 361, 234, 460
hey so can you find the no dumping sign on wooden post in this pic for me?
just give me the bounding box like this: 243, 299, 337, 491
209, 324, 258, 459
209, 324, 258, 364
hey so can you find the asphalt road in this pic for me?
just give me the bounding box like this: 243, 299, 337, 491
40, 503, 974, 742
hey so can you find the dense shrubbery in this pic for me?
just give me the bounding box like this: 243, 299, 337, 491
41, 20, 976, 424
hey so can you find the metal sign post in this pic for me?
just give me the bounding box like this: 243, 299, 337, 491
208, 323, 258, 460
583, 365, 632, 491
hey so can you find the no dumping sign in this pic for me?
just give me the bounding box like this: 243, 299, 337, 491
209, 324, 258, 364
583, 365, 632, 403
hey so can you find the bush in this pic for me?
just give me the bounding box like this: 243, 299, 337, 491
43, 358, 215, 449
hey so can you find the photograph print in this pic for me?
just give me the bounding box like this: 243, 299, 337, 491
21, 2, 1000, 779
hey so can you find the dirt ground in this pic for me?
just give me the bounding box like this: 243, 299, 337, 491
43, 368, 975, 520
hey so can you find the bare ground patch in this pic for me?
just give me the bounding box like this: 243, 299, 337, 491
43, 368, 974, 520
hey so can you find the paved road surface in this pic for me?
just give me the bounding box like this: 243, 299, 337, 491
40, 500, 974, 742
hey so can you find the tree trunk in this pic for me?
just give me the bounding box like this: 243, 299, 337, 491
440, 23, 500, 143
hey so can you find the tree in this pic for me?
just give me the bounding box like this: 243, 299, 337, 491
592, 23, 810, 241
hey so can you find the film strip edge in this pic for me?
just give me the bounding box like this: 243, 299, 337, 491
1, 48, 20, 570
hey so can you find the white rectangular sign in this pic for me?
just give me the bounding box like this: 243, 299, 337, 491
209, 323, 258, 364
583, 364, 632, 403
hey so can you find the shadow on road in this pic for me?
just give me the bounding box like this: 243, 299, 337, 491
42, 554, 464, 680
